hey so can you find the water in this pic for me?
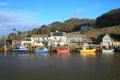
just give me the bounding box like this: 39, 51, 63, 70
0, 52, 120, 80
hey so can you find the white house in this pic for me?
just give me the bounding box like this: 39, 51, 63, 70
102, 34, 111, 46
97, 34, 111, 46
66, 33, 87, 44
30, 32, 67, 47
49, 31, 67, 47
31, 35, 48, 46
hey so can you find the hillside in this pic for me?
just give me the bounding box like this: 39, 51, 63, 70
96, 8, 120, 27
82, 25, 120, 40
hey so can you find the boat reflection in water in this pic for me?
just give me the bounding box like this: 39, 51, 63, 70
80, 52, 96, 57
80, 52, 96, 55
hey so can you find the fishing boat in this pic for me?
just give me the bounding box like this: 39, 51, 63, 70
12, 46, 28, 53
56, 49, 70, 55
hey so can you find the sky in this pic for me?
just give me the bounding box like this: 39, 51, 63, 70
0, 0, 120, 37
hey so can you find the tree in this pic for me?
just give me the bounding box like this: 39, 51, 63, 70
13, 28, 22, 38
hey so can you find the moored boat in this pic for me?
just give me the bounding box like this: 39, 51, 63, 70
80, 48, 96, 53
102, 49, 114, 53
34, 47, 48, 54
34, 50, 48, 54
57, 49, 70, 55
12, 46, 28, 53
114, 47, 120, 53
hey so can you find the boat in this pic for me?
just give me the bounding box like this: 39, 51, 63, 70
34, 50, 48, 54
80, 48, 96, 53
12, 46, 28, 53
34, 47, 48, 54
102, 49, 114, 53
56, 49, 70, 55
114, 47, 120, 53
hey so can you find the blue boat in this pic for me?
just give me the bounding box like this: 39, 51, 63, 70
12, 46, 28, 53
34, 50, 48, 54
12, 49, 28, 53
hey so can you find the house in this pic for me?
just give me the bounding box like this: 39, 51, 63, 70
97, 34, 112, 46
22, 31, 67, 47
49, 31, 67, 47
97, 34, 120, 46
66, 33, 87, 45
31, 35, 49, 46
102, 34, 111, 46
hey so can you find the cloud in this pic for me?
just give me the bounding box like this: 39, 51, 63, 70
0, 2, 9, 6
76, 8, 84, 13
0, 9, 41, 37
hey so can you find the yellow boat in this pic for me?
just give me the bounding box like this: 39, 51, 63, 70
80, 49, 96, 53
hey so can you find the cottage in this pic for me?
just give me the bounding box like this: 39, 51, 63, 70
97, 34, 111, 46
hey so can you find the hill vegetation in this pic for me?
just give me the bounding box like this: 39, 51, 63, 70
82, 25, 120, 39
96, 8, 120, 27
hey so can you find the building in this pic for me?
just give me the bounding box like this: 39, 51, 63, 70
97, 34, 120, 46
49, 31, 67, 47
97, 34, 111, 46
66, 33, 87, 45
31, 35, 49, 46
12, 31, 89, 48
31, 31, 67, 47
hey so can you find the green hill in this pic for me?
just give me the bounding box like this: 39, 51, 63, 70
82, 25, 120, 40
96, 8, 120, 27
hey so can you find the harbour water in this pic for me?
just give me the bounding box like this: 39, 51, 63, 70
0, 52, 120, 80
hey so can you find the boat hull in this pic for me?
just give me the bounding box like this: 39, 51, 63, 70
12, 49, 28, 53
80, 49, 96, 53
57, 49, 70, 55
102, 49, 114, 53
34, 50, 48, 54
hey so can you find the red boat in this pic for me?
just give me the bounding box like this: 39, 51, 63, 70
56, 49, 70, 55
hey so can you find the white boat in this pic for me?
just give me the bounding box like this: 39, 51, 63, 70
102, 49, 114, 53
12, 46, 28, 53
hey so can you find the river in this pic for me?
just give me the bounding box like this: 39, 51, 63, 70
0, 52, 120, 80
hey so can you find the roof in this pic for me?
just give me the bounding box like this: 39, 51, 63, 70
31, 35, 48, 37
66, 33, 87, 38
97, 34, 106, 42
109, 33, 120, 41
50, 32, 66, 36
